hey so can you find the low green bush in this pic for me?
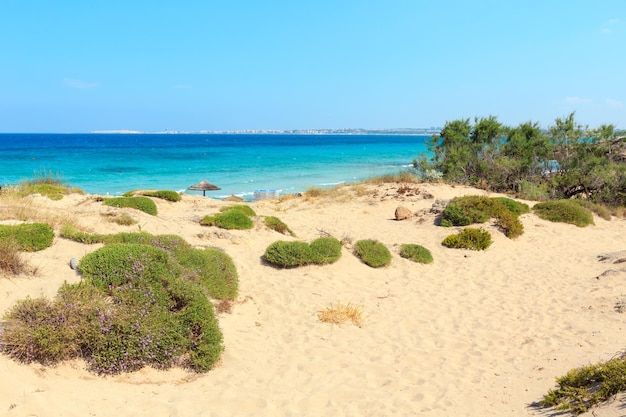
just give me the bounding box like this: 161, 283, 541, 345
0, 239, 225, 375
264, 216, 295, 236
78, 244, 180, 290
399, 244, 433, 264
442, 227, 492, 250
0, 223, 54, 251
264, 241, 314, 268
441, 195, 525, 239
309, 237, 343, 264
541, 357, 626, 415
140, 190, 182, 202
354, 239, 392, 268
201, 209, 254, 230
102, 196, 158, 216
176, 247, 239, 300
263, 237, 342, 268
532, 199, 594, 227
491, 197, 530, 216
220, 204, 256, 217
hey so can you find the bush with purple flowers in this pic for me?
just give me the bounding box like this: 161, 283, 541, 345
0, 242, 225, 375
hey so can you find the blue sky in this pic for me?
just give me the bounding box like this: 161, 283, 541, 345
1, 0, 624, 132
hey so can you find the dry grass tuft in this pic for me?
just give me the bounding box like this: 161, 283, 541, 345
318, 302, 363, 327
0, 238, 37, 276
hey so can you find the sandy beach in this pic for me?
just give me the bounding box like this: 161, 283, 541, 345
1, 182, 626, 417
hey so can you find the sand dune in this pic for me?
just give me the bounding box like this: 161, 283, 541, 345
2, 182, 626, 416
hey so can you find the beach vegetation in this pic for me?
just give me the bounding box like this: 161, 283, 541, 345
10, 169, 84, 200
0, 238, 35, 275
440, 195, 526, 238
399, 244, 433, 264
541, 356, 626, 415
442, 227, 492, 250
264, 216, 296, 236
102, 196, 158, 216
125, 190, 182, 202
59, 228, 238, 300
101, 211, 138, 226
201, 208, 254, 230
353, 239, 392, 268
532, 200, 594, 227
220, 204, 256, 217
416, 113, 626, 208
364, 171, 421, 184
318, 302, 363, 327
263, 237, 342, 268
0, 240, 227, 374
0, 223, 54, 251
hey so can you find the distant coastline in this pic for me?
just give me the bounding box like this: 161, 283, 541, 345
91, 127, 441, 135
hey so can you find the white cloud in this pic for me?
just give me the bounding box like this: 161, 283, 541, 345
606, 98, 624, 108
565, 96, 592, 105
63, 78, 100, 89
601, 18, 621, 34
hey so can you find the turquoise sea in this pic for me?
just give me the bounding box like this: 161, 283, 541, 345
0, 134, 430, 200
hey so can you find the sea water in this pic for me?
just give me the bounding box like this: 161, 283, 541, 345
0, 133, 430, 200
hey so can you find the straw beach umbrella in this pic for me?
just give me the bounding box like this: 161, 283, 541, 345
188, 179, 221, 196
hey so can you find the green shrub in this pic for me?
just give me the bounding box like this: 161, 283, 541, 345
1, 247, 224, 375
441, 196, 492, 226
541, 358, 626, 415
176, 247, 239, 300
399, 244, 433, 264
220, 204, 256, 217
354, 239, 392, 268
491, 197, 530, 216
264, 216, 295, 236
264, 241, 313, 268
60, 224, 105, 244
441, 196, 525, 239
78, 244, 179, 290
517, 179, 549, 201
532, 200, 594, 227
201, 209, 254, 230
263, 237, 342, 268
442, 227, 492, 250
139, 190, 182, 202
309, 237, 342, 264
102, 196, 158, 216
573, 200, 611, 221
0, 223, 54, 251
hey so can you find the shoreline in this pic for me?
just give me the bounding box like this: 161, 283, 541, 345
1, 182, 626, 416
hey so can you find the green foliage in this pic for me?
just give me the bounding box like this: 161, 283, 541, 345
541, 358, 626, 415
532, 200, 594, 227
201, 209, 254, 230
416, 113, 626, 206
309, 237, 343, 264
219, 204, 256, 216
264, 216, 295, 236
442, 228, 492, 250
1, 248, 224, 375
264, 241, 313, 268
399, 244, 433, 264
0, 223, 54, 251
263, 237, 342, 268
353, 239, 392, 268
491, 197, 530, 216
441, 196, 525, 238
139, 190, 182, 202
14, 169, 83, 200
78, 244, 179, 290
102, 196, 158, 216
176, 247, 239, 300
